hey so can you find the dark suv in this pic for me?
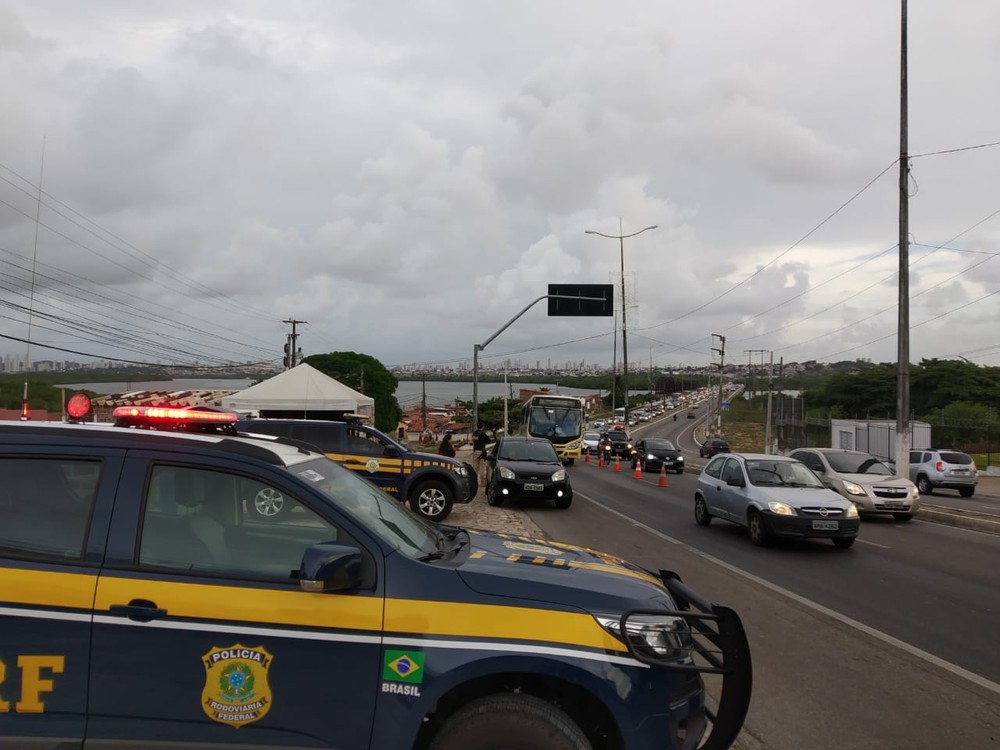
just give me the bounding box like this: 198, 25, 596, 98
909, 449, 979, 497
699, 439, 731, 458
237, 418, 476, 521
601, 430, 635, 459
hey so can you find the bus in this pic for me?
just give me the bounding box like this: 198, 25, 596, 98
613, 406, 626, 424
520, 394, 586, 463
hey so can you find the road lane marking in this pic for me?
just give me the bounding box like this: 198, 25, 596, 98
856, 537, 890, 548
576, 490, 1000, 698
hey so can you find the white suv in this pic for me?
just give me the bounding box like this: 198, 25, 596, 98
909, 449, 978, 497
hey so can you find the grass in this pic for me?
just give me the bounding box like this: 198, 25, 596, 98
719, 420, 768, 453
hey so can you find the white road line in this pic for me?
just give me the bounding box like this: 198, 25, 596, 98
855, 537, 890, 548
577, 489, 1000, 698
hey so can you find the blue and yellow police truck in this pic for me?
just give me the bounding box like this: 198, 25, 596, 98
235, 417, 477, 522
0, 404, 752, 750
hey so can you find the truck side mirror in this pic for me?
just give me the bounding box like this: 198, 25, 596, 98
298, 543, 363, 593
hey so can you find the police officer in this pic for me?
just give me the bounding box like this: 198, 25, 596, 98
471, 422, 488, 485
439, 431, 457, 457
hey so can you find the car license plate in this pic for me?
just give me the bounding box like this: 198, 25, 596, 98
884, 501, 905, 509
524, 483, 544, 491
812, 520, 839, 531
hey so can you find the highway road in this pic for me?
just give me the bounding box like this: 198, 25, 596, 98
519, 414, 1000, 749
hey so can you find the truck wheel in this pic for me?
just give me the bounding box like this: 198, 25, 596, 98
410, 480, 454, 522
916, 475, 933, 495
430, 693, 591, 750
250, 486, 287, 519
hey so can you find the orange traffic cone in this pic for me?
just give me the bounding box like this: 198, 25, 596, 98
598, 451, 606, 468
633, 461, 643, 480
584, 449, 590, 463
614, 454, 622, 472
658, 463, 670, 487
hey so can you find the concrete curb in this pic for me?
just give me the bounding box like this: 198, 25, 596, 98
918, 505, 1000, 535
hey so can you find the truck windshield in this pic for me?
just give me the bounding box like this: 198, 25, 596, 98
289, 457, 437, 557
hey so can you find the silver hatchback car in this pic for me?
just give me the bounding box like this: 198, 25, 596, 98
789, 448, 920, 521
695, 453, 860, 548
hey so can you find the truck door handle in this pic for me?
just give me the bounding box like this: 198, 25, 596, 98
109, 598, 167, 622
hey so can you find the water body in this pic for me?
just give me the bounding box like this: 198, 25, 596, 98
64, 378, 606, 405
394, 381, 603, 408
63, 379, 256, 395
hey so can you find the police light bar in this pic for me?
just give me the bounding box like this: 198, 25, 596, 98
113, 405, 238, 424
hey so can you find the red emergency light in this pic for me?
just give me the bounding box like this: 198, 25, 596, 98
113, 405, 238, 428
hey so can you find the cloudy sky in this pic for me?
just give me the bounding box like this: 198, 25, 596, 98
1, 1, 998, 374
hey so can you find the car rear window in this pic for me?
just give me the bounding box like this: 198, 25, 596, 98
939, 452, 973, 465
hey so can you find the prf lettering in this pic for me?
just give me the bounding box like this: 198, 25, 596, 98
0, 655, 64, 713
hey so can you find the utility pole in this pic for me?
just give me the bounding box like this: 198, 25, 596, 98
778, 357, 785, 453
712, 334, 726, 437
895, 0, 912, 477
282, 318, 306, 369
764, 351, 775, 453
611, 309, 618, 419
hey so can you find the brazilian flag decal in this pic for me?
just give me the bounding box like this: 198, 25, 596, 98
383, 650, 424, 683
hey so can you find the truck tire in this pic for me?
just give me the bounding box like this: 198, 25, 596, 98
249, 486, 287, 519
409, 479, 454, 522
430, 693, 591, 750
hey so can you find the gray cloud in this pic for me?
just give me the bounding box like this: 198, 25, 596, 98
1, 0, 998, 371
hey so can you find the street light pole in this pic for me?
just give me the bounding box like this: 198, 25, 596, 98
585, 221, 658, 426
472, 293, 606, 427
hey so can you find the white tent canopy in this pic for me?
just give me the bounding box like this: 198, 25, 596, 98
221, 363, 374, 417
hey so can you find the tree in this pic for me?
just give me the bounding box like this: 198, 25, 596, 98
803, 364, 897, 418
454, 397, 521, 437
303, 352, 402, 434
920, 401, 997, 449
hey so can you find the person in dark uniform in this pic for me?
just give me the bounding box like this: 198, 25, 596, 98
471, 422, 488, 484
439, 432, 456, 457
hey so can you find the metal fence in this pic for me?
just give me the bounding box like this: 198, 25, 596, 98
766, 395, 999, 468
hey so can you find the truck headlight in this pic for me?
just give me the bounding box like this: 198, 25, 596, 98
499, 467, 515, 480
595, 613, 693, 662
551, 469, 566, 481
843, 481, 866, 496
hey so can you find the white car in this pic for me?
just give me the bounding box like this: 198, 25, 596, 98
581, 430, 601, 453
